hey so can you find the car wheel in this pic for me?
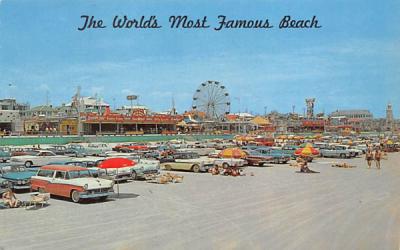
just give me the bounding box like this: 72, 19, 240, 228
131, 170, 137, 180
274, 159, 280, 164
164, 164, 172, 171
24, 161, 33, 168
258, 162, 264, 167
2, 159, 6, 163
340, 153, 346, 158
222, 163, 229, 168
192, 164, 200, 173
71, 190, 80, 203
98, 196, 108, 202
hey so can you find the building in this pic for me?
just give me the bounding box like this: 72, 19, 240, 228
386, 103, 394, 131
329, 110, 373, 119
0, 99, 29, 133
65, 96, 110, 113
305, 98, 315, 119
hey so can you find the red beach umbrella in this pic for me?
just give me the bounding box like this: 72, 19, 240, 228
98, 158, 136, 196
98, 157, 136, 169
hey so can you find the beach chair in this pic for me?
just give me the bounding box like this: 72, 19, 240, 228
25, 193, 50, 209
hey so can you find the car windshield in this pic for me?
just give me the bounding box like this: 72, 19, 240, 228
68, 170, 91, 179
248, 150, 262, 156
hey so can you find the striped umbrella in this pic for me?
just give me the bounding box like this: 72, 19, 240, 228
295, 146, 319, 157
218, 148, 247, 159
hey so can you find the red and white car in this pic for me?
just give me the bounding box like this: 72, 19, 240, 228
113, 143, 149, 152
31, 165, 114, 203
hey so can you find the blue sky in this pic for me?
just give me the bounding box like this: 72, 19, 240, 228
0, 0, 399, 117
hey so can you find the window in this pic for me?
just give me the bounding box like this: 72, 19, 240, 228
37, 170, 55, 177
55, 171, 66, 179
68, 170, 91, 179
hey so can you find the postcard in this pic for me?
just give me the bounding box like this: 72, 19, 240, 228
0, 1, 398, 250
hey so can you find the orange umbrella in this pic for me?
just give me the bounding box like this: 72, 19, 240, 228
295, 147, 319, 157
219, 148, 247, 158
299, 143, 314, 148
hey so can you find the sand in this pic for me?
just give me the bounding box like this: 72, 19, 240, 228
1, 153, 399, 250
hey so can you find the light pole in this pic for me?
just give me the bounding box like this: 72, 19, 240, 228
127, 95, 138, 131
235, 97, 241, 133
264, 106, 268, 116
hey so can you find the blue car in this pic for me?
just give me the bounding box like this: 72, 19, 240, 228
0, 165, 37, 191
253, 148, 292, 164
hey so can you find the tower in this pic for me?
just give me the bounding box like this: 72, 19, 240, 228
305, 98, 315, 119
386, 102, 394, 131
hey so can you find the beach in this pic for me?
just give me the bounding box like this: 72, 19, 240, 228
1, 153, 399, 250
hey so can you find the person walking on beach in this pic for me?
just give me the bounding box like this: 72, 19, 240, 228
374, 148, 382, 169
365, 148, 374, 169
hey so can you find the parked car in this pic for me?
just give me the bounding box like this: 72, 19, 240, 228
0, 177, 8, 195
0, 165, 36, 191
113, 143, 149, 152
0, 147, 11, 162
319, 146, 352, 158
66, 144, 100, 157
337, 145, 363, 157
10, 150, 72, 168
279, 145, 299, 159
87, 143, 112, 155
243, 150, 274, 166
9, 147, 38, 157
161, 152, 214, 173
354, 144, 368, 154
31, 165, 114, 203
249, 149, 291, 164
46, 145, 70, 155
124, 157, 160, 179
177, 146, 215, 156
213, 158, 247, 168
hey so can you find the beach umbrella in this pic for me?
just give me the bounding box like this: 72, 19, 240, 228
98, 158, 136, 196
218, 148, 247, 159
386, 140, 394, 145
299, 142, 314, 148
295, 146, 319, 157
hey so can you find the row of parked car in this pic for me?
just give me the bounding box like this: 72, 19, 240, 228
0, 139, 370, 203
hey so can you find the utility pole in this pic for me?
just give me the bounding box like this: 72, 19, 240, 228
95, 94, 102, 135
75, 86, 83, 136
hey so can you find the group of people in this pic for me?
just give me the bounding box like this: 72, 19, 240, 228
365, 147, 383, 169
209, 165, 242, 176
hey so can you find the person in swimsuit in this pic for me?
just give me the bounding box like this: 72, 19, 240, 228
374, 148, 382, 169
297, 156, 319, 173
2, 189, 20, 208
365, 148, 373, 169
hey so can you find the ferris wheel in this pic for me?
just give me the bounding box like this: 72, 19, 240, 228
192, 80, 231, 120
